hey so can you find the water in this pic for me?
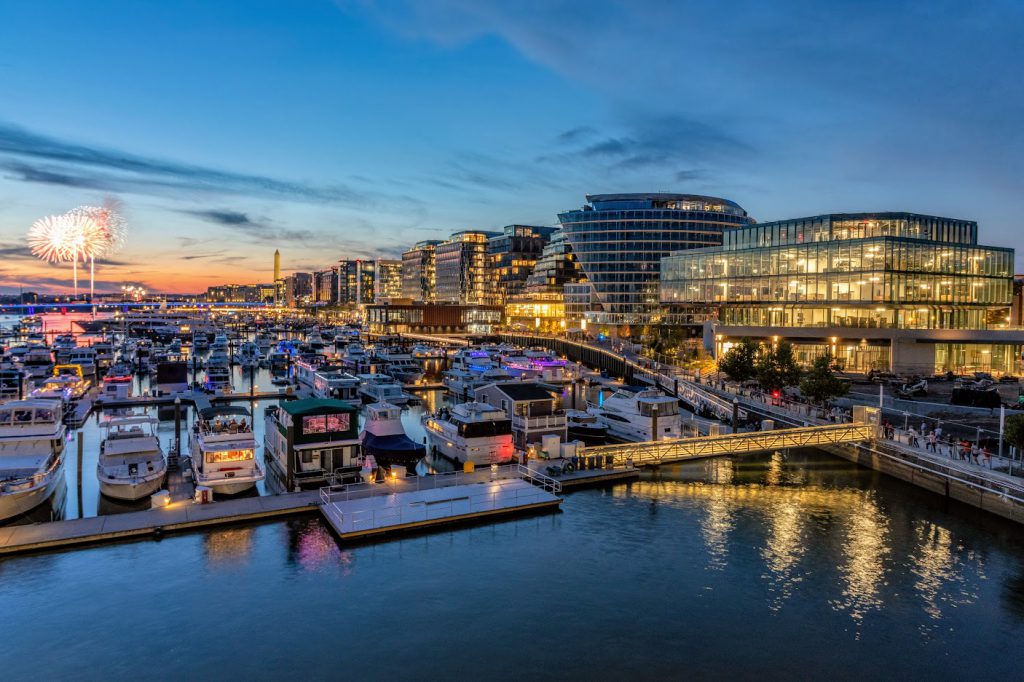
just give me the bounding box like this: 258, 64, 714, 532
4, 449, 1024, 680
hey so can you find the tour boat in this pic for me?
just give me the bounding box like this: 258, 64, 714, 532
360, 401, 426, 472
357, 374, 410, 405
587, 388, 682, 442
189, 406, 263, 495
0, 399, 67, 521
565, 409, 610, 445
96, 416, 167, 501
421, 401, 515, 466
263, 399, 362, 490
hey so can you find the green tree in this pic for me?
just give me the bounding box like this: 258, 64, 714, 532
717, 338, 759, 382
754, 340, 802, 393
1005, 414, 1024, 451
799, 353, 849, 405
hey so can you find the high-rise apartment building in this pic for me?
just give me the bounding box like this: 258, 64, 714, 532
488, 225, 556, 303
401, 240, 441, 302
434, 230, 499, 304
374, 258, 402, 303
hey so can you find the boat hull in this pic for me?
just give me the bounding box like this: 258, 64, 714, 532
98, 472, 166, 501
0, 461, 65, 522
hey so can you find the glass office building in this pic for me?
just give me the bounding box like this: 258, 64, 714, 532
488, 225, 556, 303
401, 240, 441, 302
558, 193, 754, 328
434, 231, 500, 305
661, 212, 1022, 374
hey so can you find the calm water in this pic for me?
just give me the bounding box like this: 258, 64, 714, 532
4, 450, 1024, 680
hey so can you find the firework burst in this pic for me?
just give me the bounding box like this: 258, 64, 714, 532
68, 199, 127, 257
27, 214, 75, 263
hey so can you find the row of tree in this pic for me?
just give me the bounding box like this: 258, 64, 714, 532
716, 338, 850, 405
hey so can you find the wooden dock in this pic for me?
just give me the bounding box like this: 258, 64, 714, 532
0, 491, 321, 557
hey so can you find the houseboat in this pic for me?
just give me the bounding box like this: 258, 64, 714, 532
96, 416, 167, 501
311, 365, 361, 401
360, 401, 426, 472
189, 406, 263, 495
587, 388, 682, 442
263, 398, 362, 490
0, 399, 66, 521
422, 401, 515, 466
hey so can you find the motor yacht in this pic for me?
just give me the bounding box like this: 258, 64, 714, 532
31, 365, 90, 407
96, 416, 167, 501
357, 374, 410, 405
0, 366, 29, 402
189, 406, 263, 495
421, 401, 515, 466
21, 345, 54, 379
587, 388, 682, 442
0, 399, 66, 521
565, 409, 609, 445
204, 365, 232, 393
234, 341, 262, 368
374, 348, 425, 384
66, 348, 97, 377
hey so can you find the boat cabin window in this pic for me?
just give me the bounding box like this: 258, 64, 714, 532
458, 420, 512, 438
14, 409, 33, 423
302, 413, 350, 434
301, 450, 313, 464
638, 401, 679, 417
207, 449, 253, 463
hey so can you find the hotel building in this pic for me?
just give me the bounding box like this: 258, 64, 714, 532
660, 212, 1023, 375
558, 193, 754, 329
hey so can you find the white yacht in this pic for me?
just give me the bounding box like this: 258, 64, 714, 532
31, 365, 91, 407
66, 348, 97, 376
97, 416, 167, 501
357, 374, 410, 405
587, 388, 682, 442
192, 330, 210, 351
410, 344, 444, 360
168, 337, 183, 354
422, 401, 514, 466
374, 348, 425, 385
22, 345, 54, 379
204, 365, 232, 393
210, 333, 229, 354
207, 348, 230, 368
442, 368, 477, 396
234, 341, 262, 368
189, 406, 263, 495
91, 340, 116, 368
0, 367, 29, 402
340, 343, 369, 371
0, 399, 66, 521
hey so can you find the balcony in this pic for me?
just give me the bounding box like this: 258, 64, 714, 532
512, 412, 567, 431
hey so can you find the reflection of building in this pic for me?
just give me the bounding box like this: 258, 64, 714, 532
365, 303, 503, 335
559, 193, 754, 329
401, 240, 441, 302
435, 230, 500, 304
488, 225, 556, 304
660, 212, 1023, 374
374, 259, 402, 303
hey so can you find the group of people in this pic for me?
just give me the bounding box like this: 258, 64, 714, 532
194, 416, 250, 434
881, 419, 994, 467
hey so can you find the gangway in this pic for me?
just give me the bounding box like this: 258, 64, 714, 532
586, 422, 877, 467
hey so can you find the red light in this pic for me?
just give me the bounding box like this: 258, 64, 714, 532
772, 390, 780, 398
60, 306, 67, 315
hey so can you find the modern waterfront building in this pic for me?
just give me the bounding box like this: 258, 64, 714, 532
312, 269, 337, 304
434, 230, 500, 305
205, 283, 276, 303
374, 259, 403, 303
660, 212, 1023, 375
558, 193, 754, 330
335, 260, 376, 307
488, 225, 556, 304
365, 302, 503, 335
504, 230, 587, 332
284, 272, 313, 307
401, 240, 441, 302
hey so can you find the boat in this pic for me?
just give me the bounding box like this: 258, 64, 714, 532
192, 330, 210, 351
21, 345, 54, 379
0, 367, 29, 402
206, 348, 230, 368
360, 402, 426, 472
587, 388, 682, 442
189, 406, 263, 495
91, 340, 116, 368
52, 334, 77, 362
155, 358, 189, 394
66, 348, 97, 376
255, 331, 274, 355
0, 399, 67, 521
310, 365, 360, 401
104, 362, 134, 384
422, 401, 515, 466
442, 368, 477, 396
31, 365, 90, 407
168, 337, 183, 354
374, 348, 425, 385
357, 374, 410, 405
96, 416, 167, 501
263, 399, 362, 490
204, 365, 232, 393
340, 342, 369, 371
234, 341, 262, 368
565, 409, 609, 445
410, 344, 444, 360
267, 349, 290, 374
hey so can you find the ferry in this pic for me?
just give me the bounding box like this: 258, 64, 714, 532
422, 401, 515, 466
0, 399, 67, 521
263, 399, 362, 490
96, 416, 167, 501
361, 402, 426, 472
587, 388, 682, 442
357, 374, 410, 405
189, 406, 263, 495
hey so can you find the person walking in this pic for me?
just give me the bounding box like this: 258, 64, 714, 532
982, 445, 991, 468
970, 442, 980, 465
907, 426, 918, 447
927, 431, 937, 453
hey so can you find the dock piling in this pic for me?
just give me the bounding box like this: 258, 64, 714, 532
76, 432, 84, 519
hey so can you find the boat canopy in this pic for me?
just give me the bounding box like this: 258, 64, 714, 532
199, 406, 251, 420
280, 398, 357, 416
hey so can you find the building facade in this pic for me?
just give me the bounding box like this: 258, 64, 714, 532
312, 269, 336, 304
504, 229, 587, 332
374, 258, 402, 303
365, 303, 503, 335
488, 225, 556, 304
284, 272, 313, 307
335, 260, 376, 306
660, 212, 1022, 374
434, 230, 499, 305
558, 193, 754, 329
401, 240, 441, 302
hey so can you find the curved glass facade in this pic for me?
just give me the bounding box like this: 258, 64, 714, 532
558, 193, 753, 325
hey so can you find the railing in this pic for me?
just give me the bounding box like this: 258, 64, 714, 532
512, 413, 568, 430
586, 423, 878, 466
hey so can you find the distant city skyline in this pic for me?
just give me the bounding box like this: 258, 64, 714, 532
1, 1, 1022, 294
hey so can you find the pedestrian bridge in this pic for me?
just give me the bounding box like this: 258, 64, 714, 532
586, 422, 878, 467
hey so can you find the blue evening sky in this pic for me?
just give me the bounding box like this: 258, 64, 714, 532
0, 0, 1021, 292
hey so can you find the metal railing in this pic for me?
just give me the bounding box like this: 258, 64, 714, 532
586, 423, 878, 466
512, 413, 568, 430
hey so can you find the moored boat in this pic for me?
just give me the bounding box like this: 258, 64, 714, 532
96, 416, 167, 501
0, 399, 66, 521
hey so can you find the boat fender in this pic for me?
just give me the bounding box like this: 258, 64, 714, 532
563, 462, 576, 473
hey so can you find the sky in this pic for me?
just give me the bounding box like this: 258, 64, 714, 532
0, 0, 1022, 294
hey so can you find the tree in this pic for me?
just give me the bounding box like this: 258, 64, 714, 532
717, 338, 759, 382
1005, 414, 1024, 451
799, 353, 850, 405
754, 340, 801, 393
